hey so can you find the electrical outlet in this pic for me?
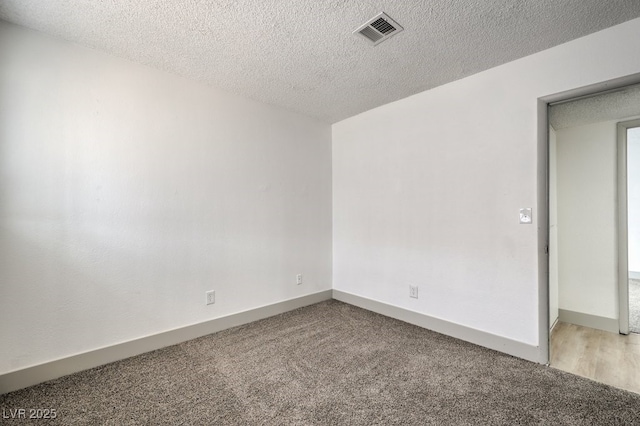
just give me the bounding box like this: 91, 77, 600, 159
296, 274, 303, 285
519, 208, 532, 224
206, 290, 215, 305
409, 285, 418, 299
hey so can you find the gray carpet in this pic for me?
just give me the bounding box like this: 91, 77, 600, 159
1, 300, 639, 425
631, 279, 640, 334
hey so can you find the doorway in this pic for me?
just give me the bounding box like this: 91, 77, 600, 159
546, 83, 640, 394
621, 122, 640, 334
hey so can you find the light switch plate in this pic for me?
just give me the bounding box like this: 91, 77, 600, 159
519, 208, 532, 224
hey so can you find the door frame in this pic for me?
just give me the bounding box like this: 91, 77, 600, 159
537, 72, 640, 364
618, 119, 640, 335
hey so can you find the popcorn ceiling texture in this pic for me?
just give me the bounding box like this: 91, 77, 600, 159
1, 1, 640, 123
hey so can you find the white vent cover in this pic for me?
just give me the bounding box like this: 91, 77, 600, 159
353, 12, 404, 46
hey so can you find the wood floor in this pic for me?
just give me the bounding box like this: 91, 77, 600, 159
550, 322, 640, 394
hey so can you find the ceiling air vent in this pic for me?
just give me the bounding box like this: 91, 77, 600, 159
353, 12, 403, 46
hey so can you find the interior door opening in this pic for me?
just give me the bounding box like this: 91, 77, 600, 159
621, 123, 640, 334
545, 81, 640, 393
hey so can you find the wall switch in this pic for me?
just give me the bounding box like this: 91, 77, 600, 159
206, 290, 215, 305
296, 274, 303, 285
519, 208, 532, 224
409, 285, 418, 299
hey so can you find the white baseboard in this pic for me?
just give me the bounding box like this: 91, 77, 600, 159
629, 271, 640, 280
0, 290, 332, 395
332, 290, 542, 363
558, 309, 618, 333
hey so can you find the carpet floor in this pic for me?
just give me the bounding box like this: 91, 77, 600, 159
1, 300, 639, 425
630, 279, 640, 334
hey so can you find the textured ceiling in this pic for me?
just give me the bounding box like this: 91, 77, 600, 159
550, 83, 640, 129
1, 1, 640, 123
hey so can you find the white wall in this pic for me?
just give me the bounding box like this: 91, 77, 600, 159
333, 17, 640, 348
549, 126, 559, 328
555, 121, 618, 319
628, 127, 640, 273
0, 22, 332, 374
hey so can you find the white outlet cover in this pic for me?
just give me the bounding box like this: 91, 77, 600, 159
409, 285, 418, 299
519, 208, 532, 224
206, 290, 215, 305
